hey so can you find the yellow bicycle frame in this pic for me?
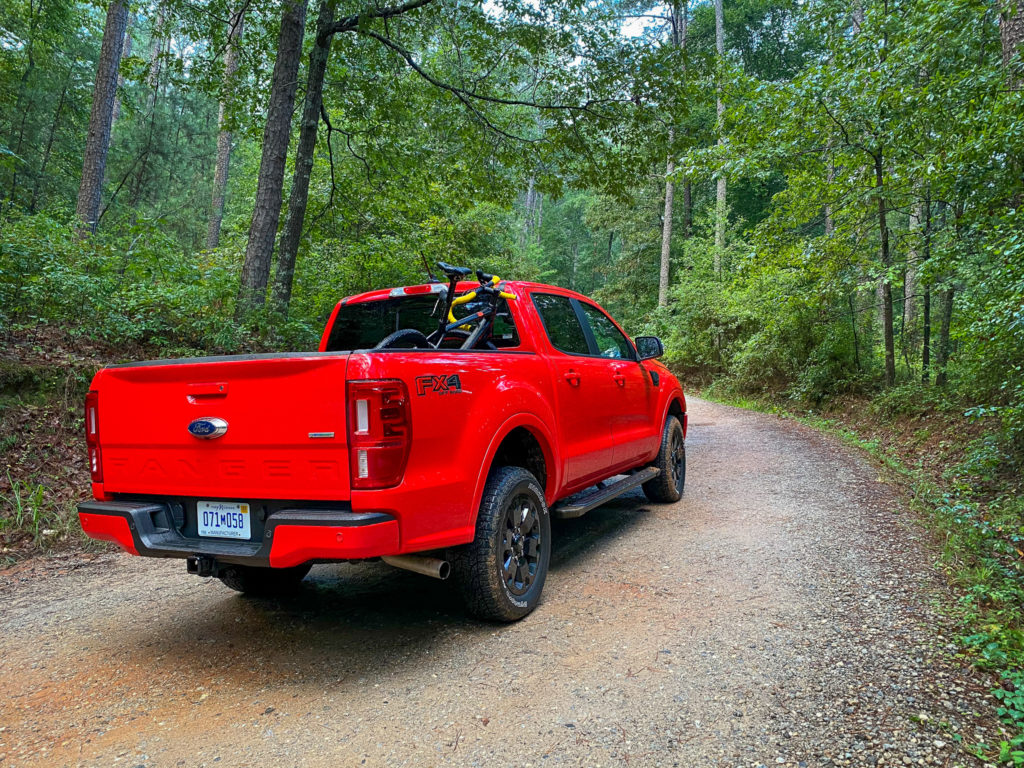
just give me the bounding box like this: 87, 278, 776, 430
447, 276, 517, 328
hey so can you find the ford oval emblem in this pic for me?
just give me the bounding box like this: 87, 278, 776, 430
187, 417, 228, 439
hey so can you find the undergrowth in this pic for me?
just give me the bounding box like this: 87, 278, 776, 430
0, 472, 89, 563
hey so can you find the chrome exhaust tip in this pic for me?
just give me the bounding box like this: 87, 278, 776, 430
382, 555, 451, 581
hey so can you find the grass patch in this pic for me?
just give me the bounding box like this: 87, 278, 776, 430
0, 471, 92, 562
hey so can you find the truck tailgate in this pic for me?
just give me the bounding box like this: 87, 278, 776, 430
96, 354, 350, 500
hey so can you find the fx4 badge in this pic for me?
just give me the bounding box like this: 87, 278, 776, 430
415, 374, 464, 396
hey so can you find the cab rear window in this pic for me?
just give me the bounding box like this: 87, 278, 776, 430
324, 294, 520, 351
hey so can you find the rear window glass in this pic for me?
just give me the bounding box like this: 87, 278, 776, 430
324, 295, 441, 351
324, 293, 520, 351
531, 293, 590, 355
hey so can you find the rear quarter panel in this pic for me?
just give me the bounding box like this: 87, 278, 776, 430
346, 349, 560, 552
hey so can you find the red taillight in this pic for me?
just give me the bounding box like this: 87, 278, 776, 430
347, 380, 411, 489
84, 390, 103, 483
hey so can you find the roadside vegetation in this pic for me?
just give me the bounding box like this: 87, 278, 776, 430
0, 0, 1022, 757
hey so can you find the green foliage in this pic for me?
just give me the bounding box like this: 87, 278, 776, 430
0, 211, 264, 352
0, 471, 79, 551
994, 670, 1024, 760
870, 383, 953, 418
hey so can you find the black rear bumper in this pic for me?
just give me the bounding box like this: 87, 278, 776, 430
77, 499, 394, 567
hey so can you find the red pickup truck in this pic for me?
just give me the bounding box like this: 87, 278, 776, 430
78, 266, 686, 621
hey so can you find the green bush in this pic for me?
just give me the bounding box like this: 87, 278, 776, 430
0, 212, 272, 353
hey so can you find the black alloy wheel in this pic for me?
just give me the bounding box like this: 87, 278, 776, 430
642, 415, 686, 503
501, 492, 543, 596
669, 428, 685, 495
452, 466, 551, 621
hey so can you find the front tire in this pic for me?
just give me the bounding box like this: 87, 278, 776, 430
218, 563, 312, 596
453, 466, 551, 622
643, 415, 685, 503
375, 329, 432, 349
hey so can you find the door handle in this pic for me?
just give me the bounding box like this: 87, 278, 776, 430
612, 372, 626, 386
564, 370, 581, 386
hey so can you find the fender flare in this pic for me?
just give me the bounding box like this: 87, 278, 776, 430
660, 388, 687, 436
468, 413, 560, 527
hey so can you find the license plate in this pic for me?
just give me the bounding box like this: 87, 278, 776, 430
197, 501, 251, 540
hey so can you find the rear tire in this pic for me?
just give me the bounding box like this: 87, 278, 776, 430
452, 466, 550, 622
643, 415, 685, 503
218, 563, 312, 596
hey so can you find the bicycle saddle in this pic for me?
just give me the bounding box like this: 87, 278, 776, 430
437, 262, 471, 278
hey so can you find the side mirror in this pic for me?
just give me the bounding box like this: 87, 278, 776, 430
635, 335, 664, 361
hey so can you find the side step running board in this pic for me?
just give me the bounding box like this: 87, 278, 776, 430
551, 467, 660, 519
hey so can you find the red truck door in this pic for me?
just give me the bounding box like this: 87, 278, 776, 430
576, 301, 659, 468
530, 292, 615, 486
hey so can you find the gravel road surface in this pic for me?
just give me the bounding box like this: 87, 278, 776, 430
0, 397, 1005, 767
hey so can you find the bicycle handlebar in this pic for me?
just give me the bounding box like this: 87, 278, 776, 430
447, 278, 516, 323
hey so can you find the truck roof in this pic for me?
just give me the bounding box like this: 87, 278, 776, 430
340, 280, 588, 306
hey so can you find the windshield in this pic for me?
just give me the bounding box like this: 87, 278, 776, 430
323, 294, 519, 351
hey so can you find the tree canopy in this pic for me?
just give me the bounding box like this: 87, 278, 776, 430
0, 0, 1021, 449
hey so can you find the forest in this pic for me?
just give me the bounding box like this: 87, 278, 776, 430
1, 0, 1021, 423
1, 0, 1024, 754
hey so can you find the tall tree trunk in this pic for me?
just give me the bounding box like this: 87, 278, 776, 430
851, 0, 865, 33
165, 87, 187, 192
658, 129, 675, 308
682, 180, 692, 237
849, 292, 862, 372
111, 15, 133, 124
272, 0, 336, 316
935, 286, 954, 386
75, 0, 129, 235
6, 0, 44, 202
679, 2, 690, 240
1002, 0, 1024, 205
1002, 0, 1023, 88
874, 151, 896, 387
920, 196, 932, 383
146, 5, 167, 111
713, 0, 726, 272
921, 287, 931, 383
904, 199, 923, 354
520, 177, 537, 251
536, 193, 544, 241
658, 0, 687, 307
206, 7, 245, 250
236, 0, 309, 318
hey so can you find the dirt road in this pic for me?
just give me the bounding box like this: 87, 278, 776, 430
0, 398, 1004, 767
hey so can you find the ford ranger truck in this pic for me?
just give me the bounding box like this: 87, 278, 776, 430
77, 276, 686, 621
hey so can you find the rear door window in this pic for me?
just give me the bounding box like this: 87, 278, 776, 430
531, 293, 591, 355
579, 302, 635, 360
